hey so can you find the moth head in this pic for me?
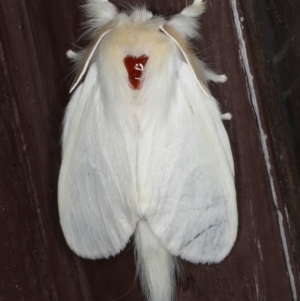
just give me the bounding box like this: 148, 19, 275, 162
69, 0, 206, 93
129, 7, 153, 22
80, 0, 205, 41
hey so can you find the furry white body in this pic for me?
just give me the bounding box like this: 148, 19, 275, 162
58, 1, 237, 301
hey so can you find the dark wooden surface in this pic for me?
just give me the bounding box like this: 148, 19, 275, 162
0, 0, 299, 300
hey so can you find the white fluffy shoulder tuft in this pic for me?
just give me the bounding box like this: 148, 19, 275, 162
181, 0, 206, 17
82, 0, 118, 36
167, 0, 205, 39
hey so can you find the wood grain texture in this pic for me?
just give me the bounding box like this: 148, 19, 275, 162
0, 0, 299, 300
240, 0, 300, 273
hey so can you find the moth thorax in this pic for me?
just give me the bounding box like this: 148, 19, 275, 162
124, 55, 148, 90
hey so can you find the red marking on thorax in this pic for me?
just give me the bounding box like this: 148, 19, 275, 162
124, 55, 148, 90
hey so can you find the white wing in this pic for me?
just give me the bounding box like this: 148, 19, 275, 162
58, 63, 138, 259
138, 62, 237, 263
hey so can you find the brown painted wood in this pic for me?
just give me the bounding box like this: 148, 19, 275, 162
240, 0, 300, 270
0, 0, 299, 300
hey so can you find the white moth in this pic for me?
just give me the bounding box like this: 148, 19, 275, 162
58, 0, 238, 300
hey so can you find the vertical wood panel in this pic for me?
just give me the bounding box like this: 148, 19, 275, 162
240, 0, 300, 271
0, 0, 299, 300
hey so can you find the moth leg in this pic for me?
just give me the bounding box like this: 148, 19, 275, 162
66, 50, 78, 59
195, 59, 227, 83
204, 69, 228, 83
66, 49, 85, 65
221, 113, 232, 120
